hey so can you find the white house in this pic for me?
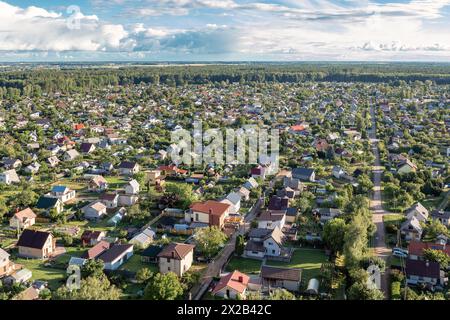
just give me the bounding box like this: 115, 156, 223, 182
257, 210, 286, 230
98, 244, 134, 271
220, 192, 241, 214
49, 186, 76, 203
82, 201, 107, 220
125, 179, 140, 195
0, 169, 20, 185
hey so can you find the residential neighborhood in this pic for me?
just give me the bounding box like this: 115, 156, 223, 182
0, 63, 448, 302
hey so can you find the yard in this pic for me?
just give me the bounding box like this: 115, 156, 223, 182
266, 248, 328, 284
13, 256, 66, 290
119, 254, 158, 273
225, 256, 262, 274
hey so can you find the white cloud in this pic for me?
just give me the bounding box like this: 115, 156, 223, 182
0, 1, 128, 51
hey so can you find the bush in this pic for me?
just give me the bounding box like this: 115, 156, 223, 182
390, 269, 404, 283
391, 281, 401, 300
385, 224, 398, 235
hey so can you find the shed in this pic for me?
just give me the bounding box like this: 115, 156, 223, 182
305, 278, 320, 295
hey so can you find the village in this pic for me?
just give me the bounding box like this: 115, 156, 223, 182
0, 72, 449, 301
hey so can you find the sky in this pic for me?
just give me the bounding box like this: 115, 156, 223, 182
1, 0, 450, 61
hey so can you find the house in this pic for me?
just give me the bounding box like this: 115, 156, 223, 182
9, 208, 37, 230
118, 161, 140, 175
88, 175, 108, 192
285, 208, 299, 224
158, 165, 188, 176
100, 193, 119, 208
258, 210, 286, 230
158, 243, 195, 277
108, 207, 126, 226
268, 196, 289, 211
24, 162, 41, 174
245, 227, 285, 259
260, 265, 302, 292
47, 156, 60, 167
220, 192, 241, 214
129, 227, 155, 249
2, 268, 32, 286
125, 179, 140, 195
82, 201, 107, 220
283, 177, 304, 191
237, 187, 250, 201
16, 230, 55, 259
408, 241, 450, 260
212, 270, 250, 299
0, 169, 20, 185
187, 201, 231, 229
400, 216, 423, 241
332, 166, 345, 179
97, 244, 134, 271
431, 210, 450, 227
405, 202, 429, 223
141, 245, 163, 263
80, 142, 96, 154
0, 248, 13, 278
313, 208, 342, 223
405, 259, 442, 287
63, 149, 80, 161
35, 196, 64, 214
243, 177, 259, 190
292, 168, 315, 182
2, 158, 22, 169
82, 241, 110, 259
118, 193, 139, 207
49, 185, 76, 203
146, 170, 162, 185
397, 159, 417, 174
251, 165, 266, 180
81, 230, 106, 246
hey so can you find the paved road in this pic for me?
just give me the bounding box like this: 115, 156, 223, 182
368, 101, 393, 299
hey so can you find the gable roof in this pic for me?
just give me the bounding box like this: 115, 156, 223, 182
405, 259, 440, 279
119, 161, 137, 169
97, 244, 133, 263
190, 200, 230, 216
0, 248, 9, 260
51, 185, 69, 194
35, 196, 60, 209
82, 240, 110, 259
17, 229, 52, 249
212, 270, 249, 295
13, 208, 37, 220
157, 242, 195, 260
292, 167, 315, 179
261, 265, 302, 282
408, 241, 450, 257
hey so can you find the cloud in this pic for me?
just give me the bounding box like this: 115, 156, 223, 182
0, 1, 128, 51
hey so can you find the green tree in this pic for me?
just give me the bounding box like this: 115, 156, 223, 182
136, 268, 154, 284
322, 218, 347, 254
235, 234, 245, 257
144, 272, 184, 300
53, 274, 121, 300
423, 249, 449, 269
194, 226, 227, 258
166, 183, 197, 209
268, 288, 296, 300
82, 259, 105, 278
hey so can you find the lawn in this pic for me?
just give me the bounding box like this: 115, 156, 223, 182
105, 176, 129, 189
266, 248, 328, 283
13, 256, 66, 290
119, 254, 158, 273
225, 256, 262, 274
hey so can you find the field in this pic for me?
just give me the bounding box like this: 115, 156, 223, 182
266, 248, 328, 284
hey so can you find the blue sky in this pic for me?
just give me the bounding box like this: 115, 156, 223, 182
1, 0, 450, 61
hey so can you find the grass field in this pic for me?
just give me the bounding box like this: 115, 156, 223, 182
225, 256, 262, 274
119, 254, 158, 273
266, 248, 328, 283
13, 257, 66, 290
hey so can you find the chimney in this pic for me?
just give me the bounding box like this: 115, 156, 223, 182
238, 276, 243, 283
171, 252, 175, 258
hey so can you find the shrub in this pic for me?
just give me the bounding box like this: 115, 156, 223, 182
391, 281, 401, 300
390, 269, 404, 283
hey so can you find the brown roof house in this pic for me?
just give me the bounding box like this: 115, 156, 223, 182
260, 265, 302, 292
187, 200, 231, 229
9, 208, 37, 230
158, 242, 195, 277
17, 229, 55, 259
